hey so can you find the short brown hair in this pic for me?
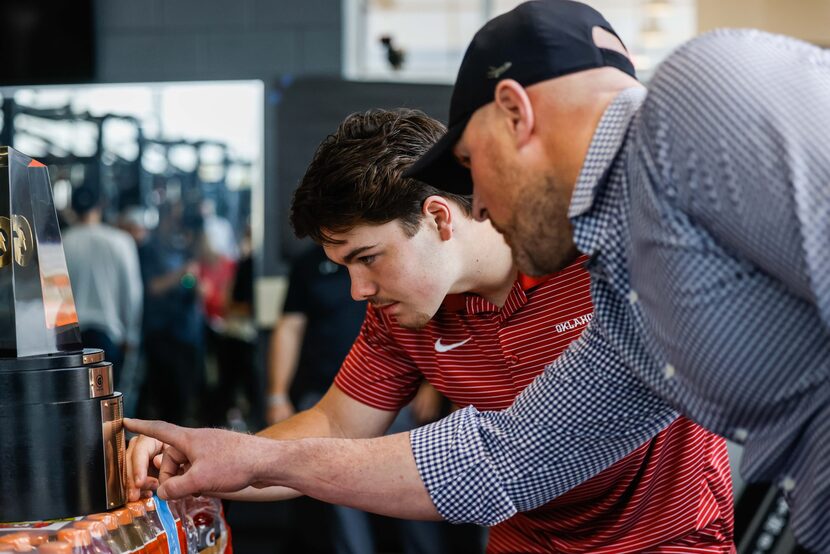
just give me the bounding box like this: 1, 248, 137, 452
291, 109, 472, 244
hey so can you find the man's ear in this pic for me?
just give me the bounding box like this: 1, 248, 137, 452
422, 195, 454, 241
494, 79, 534, 148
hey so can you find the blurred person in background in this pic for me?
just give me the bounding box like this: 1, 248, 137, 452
208, 223, 262, 430
137, 204, 206, 425
119, 205, 153, 265
201, 197, 239, 261
194, 219, 237, 427
63, 184, 143, 398
195, 229, 237, 332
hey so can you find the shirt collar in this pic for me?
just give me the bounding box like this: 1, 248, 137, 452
442, 272, 545, 317
568, 87, 647, 219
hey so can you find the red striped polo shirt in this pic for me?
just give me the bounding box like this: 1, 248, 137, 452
335, 256, 734, 553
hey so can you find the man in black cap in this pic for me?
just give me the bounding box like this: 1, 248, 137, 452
404, 1, 830, 551
126, 1, 830, 551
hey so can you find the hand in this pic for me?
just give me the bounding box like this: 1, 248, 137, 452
124, 418, 272, 499
267, 401, 296, 425
125, 434, 165, 501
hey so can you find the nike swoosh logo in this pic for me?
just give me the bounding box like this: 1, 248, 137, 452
434, 337, 471, 353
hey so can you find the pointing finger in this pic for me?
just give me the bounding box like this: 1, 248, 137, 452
124, 418, 187, 448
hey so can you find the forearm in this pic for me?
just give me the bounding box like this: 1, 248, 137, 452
124, 418, 433, 516
215, 485, 301, 502
258, 385, 397, 441
257, 406, 342, 440
267, 315, 306, 397
261, 432, 441, 520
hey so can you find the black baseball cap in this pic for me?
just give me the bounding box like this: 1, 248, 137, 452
405, 0, 635, 194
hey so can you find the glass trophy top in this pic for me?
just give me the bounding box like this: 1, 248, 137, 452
0, 146, 83, 358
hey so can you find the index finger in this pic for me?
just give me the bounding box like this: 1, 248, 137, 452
126, 435, 164, 501
124, 418, 186, 447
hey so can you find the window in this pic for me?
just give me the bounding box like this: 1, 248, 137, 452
344, 0, 696, 82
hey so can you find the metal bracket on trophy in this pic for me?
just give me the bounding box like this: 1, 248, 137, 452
0, 146, 127, 522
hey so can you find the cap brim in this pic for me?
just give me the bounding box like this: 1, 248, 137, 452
404, 116, 473, 195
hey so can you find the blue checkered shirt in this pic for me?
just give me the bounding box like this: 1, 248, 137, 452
411, 30, 830, 552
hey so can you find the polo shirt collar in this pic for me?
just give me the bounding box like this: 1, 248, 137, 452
442, 273, 545, 318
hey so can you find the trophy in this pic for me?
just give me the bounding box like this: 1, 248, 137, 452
0, 146, 127, 521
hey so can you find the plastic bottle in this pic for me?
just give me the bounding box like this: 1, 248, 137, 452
140, 499, 169, 554
190, 498, 227, 554
86, 514, 131, 554
56, 529, 96, 554
110, 510, 146, 554
22, 534, 48, 549
0, 533, 34, 552
36, 543, 71, 554
190, 511, 216, 554
125, 504, 158, 554
165, 502, 193, 554
73, 521, 117, 554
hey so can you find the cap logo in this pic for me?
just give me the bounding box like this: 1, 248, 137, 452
487, 62, 512, 79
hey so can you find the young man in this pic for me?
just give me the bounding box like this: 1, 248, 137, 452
129, 109, 734, 552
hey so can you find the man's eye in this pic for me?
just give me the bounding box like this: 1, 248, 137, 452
458, 155, 471, 169
358, 255, 376, 265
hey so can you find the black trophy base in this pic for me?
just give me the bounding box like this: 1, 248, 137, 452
0, 350, 126, 522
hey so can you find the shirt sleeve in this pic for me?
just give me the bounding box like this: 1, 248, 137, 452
334, 305, 423, 411
638, 29, 830, 330
410, 319, 677, 525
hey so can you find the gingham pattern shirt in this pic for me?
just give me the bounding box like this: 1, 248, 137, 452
411, 29, 830, 553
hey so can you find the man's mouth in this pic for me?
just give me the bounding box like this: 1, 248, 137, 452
380, 302, 399, 311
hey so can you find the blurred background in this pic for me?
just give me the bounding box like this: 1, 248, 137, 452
1, 1, 826, 552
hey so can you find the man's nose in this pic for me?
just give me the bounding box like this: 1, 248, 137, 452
350, 273, 378, 301
472, 194, 489, 222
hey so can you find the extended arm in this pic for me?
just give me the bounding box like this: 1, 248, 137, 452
126, 384, 398, 502
127, 322, 676, 523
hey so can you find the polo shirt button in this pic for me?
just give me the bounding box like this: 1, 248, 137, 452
663, 363, 676, 379
781, 476, 796, 492
628, 290, 639, 305
506, 354, 519, 365
733, 427, 749, 443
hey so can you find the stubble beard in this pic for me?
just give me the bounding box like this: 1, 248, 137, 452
508, 174, 578, 276
372, 299, 433, 330
397, 311, 433, 330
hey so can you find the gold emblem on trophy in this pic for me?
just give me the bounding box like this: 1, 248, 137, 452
0, 216, 11, 268
12, 215, 34, 267
0, 215, 35, 268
